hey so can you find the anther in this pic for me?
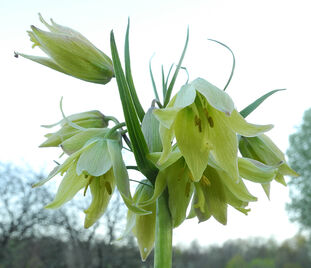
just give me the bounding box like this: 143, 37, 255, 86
208, 116, 214, 128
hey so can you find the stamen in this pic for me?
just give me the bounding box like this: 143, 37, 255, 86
105, 181, 112, 195
194, 115, 202, 132
203, 108, 209, 119
208, 116, 214, 128
201, 175, 211, 186
185, 181, 191, 198
83, 176, 94, 196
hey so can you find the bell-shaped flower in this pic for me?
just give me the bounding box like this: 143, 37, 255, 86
239, 134, 299, 197
34, 129, 150, 228
16, 14, 114, 84
125, 180, 156, 261
40, 110, 108, 148
188, 155, 279, 224
153, 78, 273, 183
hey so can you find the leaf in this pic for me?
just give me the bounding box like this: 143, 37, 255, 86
208, 39, 235, 91
163, 28, 189, 107
110, 31, 158, 181
149, 54, 160, 102
240, 89, 286, 118
124, 18, 145, 121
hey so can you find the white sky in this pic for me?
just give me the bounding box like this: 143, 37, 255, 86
1, 0, 311, 246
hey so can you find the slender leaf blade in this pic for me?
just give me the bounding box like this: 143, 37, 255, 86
124, 19, 145, 122
163, 28, 189, 107
110, 31, 158, 181
240, 89, 285, 118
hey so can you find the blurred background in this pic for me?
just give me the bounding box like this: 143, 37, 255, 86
1, 0, 311, 267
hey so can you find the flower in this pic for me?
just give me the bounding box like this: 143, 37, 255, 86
153, 78, 273, 183
126, 180, 156, 261
147, 149, 278, 225
40, 110, 109, 148
35, 125, 150, 228
239, 134, 299, 197
16, 14, 114, 84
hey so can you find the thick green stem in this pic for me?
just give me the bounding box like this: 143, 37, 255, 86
154, 190, 172, 268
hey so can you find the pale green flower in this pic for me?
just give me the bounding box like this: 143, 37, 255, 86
16, 14, 114, 84
35, 130, 150, 228
126, 180, 156, 261
146, 140, 278, 225
239, 134, 299, 197
40, 110, 108, 148
153, 78, 273, 183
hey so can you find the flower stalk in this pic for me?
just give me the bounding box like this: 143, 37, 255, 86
154, 190, 173, 268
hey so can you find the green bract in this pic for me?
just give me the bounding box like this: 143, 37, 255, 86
16, 14, 114, 84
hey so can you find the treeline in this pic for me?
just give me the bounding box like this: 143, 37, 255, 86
0, 163, 310, 268
1, 235, 310, 268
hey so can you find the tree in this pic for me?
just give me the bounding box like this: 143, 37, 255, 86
287, 108, 311, 231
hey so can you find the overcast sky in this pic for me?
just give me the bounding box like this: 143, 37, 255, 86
1, 0, 311, 246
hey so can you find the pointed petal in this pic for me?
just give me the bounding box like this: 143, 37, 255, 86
166, 159, 194, 227
228, 110, 273, 137
45, 163, 87, 209
147, 149, 182, 170
84, 169, 115, 228
238, 158, 277, 183
138, 170, 167, 206
192, 78, 234, 115
207, 155, 257, 202
153, 107, 180, 129
174, 107, 209, 182
107, 139, 151, 215
15, 53, 67, 74
77, 138, 112, 177
206, 107, 239, 182
261, 183, 271, 199
132, 183, 156, 261
157, 124, 175, 165
203, 167, 228, 225
61, 128, 108, 154
174, 83, 196, 108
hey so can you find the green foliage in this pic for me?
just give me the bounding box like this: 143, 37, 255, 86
225, 255, 248, 268
287, 108, 311, 230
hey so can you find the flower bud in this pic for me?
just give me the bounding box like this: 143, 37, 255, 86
239, 134, 299, 184
40, 110, 108, 148
127, 181, 156, 261
16, 14, 114, 84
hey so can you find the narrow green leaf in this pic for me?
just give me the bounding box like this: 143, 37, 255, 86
110, 31, 158, 181
124, 19, 145, 122
208, 39, 235, 91
161, 65, 166, 101
240, 89, 286, 118
163, 28, 189, 107
149, 54, 160, 102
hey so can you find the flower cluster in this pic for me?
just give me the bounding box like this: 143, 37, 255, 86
19, 14, 298, 264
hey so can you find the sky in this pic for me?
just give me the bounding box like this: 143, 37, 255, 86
1, 0, 311, 246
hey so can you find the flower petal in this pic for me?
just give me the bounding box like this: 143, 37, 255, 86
84, 169, 115, 228
77, 138, 112, 177
228, 110, 273, 137
191, 78, 234, 115
45, 163, 87, 209
107, 139, 151, 215
174, 107, 210, 182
